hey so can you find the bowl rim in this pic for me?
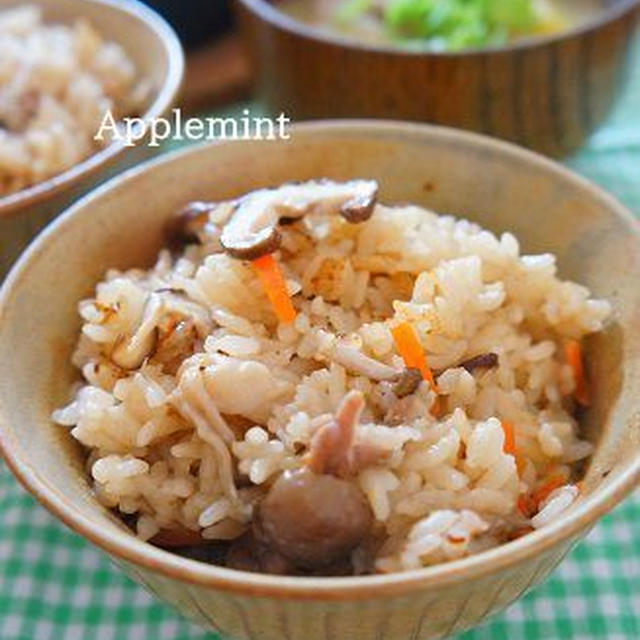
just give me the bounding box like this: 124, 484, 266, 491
0, 0, 185, 220
0, 120, 638, 600
237, 0, 640, 57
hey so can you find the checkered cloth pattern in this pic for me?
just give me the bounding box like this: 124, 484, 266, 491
1, 36, 638, 640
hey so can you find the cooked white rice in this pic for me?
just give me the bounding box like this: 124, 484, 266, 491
0, 5, 147, 195
53, 189, 611, 573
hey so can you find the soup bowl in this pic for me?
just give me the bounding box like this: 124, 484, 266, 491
0, 121, 638, 640
0, 0, 184, 277
236, 0, 640, 157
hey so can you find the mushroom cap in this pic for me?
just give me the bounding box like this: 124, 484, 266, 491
219, 179, 379, 261
393, 367, 423, 398
220, 223, 283, 260
165, 201, 214, 249
257, 468, 373, 569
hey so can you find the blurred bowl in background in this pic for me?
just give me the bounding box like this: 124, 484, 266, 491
0, 0, 184, 277
143, 0, 232, 50
236, 0, 640, 157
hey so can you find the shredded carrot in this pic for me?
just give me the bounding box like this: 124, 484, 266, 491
518, 473, 570, 518
507, 525, 535, 540
564, 339, 589, 406
517, 495, 534, 518
429, 395, 445, 419
391, 322, 437, 392
532, 474, 566, 509
251, 254, 296, 324
501, 420, 516, 456
501, 420, 526, 475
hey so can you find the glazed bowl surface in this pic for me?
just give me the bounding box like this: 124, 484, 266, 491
0, 121, 638, 640
0, 0, 184, 276
236, 0, 640, 157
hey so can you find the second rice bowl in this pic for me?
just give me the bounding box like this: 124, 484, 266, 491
0, 0, 184, 276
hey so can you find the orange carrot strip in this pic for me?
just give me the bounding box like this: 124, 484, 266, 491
251, 254, 297, 324
501, 420, 516, 456
532, 474, 566, 509
391, 322, 437, 392
429, 395, 445, 419
517, 495, 534, 518
564, 339, 589, 407
501, 420, 526, 476
507, 526, 534, 540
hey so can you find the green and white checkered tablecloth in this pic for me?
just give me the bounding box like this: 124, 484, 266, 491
1, 38, 639, 640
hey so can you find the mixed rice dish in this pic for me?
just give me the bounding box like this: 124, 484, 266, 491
0, 5, 147, 196
53, 179, 611, 575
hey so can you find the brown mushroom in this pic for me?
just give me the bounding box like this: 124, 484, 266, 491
435, 352, 499, 378
340, 185, 379, 222
392, 367, 423, 398
165, 200, 236, 250
110, 294, 163, 370
458, 352, 499, 373
165, 201, 214, 249
151, 526, 205, 548
225, 531, 298, 575
219, 179, 379, 260
154, 316, 199, 375
255, 468, 373, 570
